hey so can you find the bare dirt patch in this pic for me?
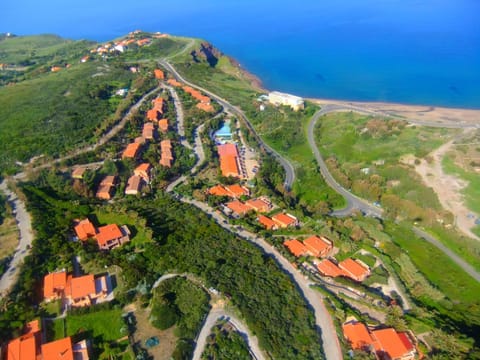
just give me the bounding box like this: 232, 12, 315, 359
414, 136, 479, 240
129, 302, 178, 360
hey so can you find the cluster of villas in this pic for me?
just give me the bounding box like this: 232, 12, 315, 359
167, 79, 214, 112
3, 320, 90, 360
208, 184, 299, 230
284, 235, 371, 282
342, 320, 417, 360
89, 30, 168, 56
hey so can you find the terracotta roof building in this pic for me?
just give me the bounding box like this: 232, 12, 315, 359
41, 337, 74, 360
207, 184, 250, 198
217, 144, 241, 178
196, 102, 214, 112
272, 213, 298, 228
338, 258, 371, 282
158, 118, 169, 133
74, 219, 96, 241
147, 109, 161, 122
6, 320, 42, 360
258, 215, 277, 230
284, 239, 307, 257
96, 176, 117, 200
96, 224, 130, 250
142, 122, 155, 140
342, 321, 374, 352
44, 271, 68, 301
122, 143, 141, 159
371, 328, 416, 360
167, 79, 182, 87
225, 200, 252, 217
72, 167, 86, 179
303, 235, 332, 258
245, 198, 271, 213
154, 69, 164, 80
134, 163, 152, 183
125, 175, 143, 195
317, 259, 345, 278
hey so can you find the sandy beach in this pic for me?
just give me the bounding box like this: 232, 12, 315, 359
309, 98, 480, 127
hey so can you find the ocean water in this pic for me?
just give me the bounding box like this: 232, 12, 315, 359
2, 0, 480, 108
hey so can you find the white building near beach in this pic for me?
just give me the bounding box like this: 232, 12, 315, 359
268, 91, 304, 111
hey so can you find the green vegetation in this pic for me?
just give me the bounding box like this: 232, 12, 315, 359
66, 308, 125, 342
202, 322, 253, 360
443, 154, 480, 214
150, 277, 210, 359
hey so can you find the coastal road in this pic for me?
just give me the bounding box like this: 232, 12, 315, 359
0, 181, 34, 297
159, 60, 296, 191
308, 107, 383, 218
308, 108, 480, 283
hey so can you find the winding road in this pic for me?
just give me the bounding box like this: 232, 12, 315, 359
308, 108, 480, 283
159, 60, 296, 191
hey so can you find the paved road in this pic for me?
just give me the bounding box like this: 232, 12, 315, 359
0, 181, 34, 297
308, 108, 480, 283
193, 306, 266, 360
164, 84, 192, 149
159, 60, 296, 191
308, 107, 383, 218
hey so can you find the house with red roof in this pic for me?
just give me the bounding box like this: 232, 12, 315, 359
96, 224, 130, 251
96, 176, 117, 200
217, 144, 241, 178
167, 79, 182, 87
208, 184, 250, 198
74, 219, 96, 241
134, 163, 152, 183
125, 175, 144, 195
226, 200, 252, 217
196, 102, 214, 112
5, 320, 42, 360
283, 239, 307, 257
342, 321, 417, 360
122, 142, 141, 159
245, 198, 271, 213
317, 259, 346, 278
158, 118, 169, 133
258, 215, 278, 230
338, 258, 371, 282
303, 235, 332, 258
72, 167, 86, 179
142, 122, 155, 140
147, 109, 161, 122
154, 69, 164, 80
272, 213, 298, 228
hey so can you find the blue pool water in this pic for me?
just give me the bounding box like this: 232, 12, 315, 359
2, 0, 479, 108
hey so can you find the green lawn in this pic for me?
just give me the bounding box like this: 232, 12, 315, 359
66, 308, 125, 342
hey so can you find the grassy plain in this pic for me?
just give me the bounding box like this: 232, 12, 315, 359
66, 308, 125, 341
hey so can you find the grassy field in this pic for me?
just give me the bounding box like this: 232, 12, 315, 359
0, 60, 136, 174
442, 155, 480, 215
66, 308, 125, 342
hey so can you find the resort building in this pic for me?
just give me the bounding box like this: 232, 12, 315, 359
74, 219, 97, 241
284, 239, 307, 257
245, 198, 271, 213
96, 224, 131, 251
72, 167, 86, 179
96, 175, 117, 200
154, 69, 164, 80
303, 235, 332, 258
268, 91, 304, 111
207, 184, 250, 198
158, 118, 169, 133
125, 175, 143, 195
316, 258, 370, 282
258, 215, 278, 230
272, 213, 298, 228
134, 163, 152, 183
122, 143, 141, 159
225, 200, 252, 217
217, 143, 241, 178
142, 122, 155, 140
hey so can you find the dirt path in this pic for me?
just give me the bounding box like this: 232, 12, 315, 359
415, 132, 479, 241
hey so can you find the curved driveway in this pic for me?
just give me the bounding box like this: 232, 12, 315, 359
159, 60, 295, 191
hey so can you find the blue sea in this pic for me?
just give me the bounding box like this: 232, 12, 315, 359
2, 0, 480, 108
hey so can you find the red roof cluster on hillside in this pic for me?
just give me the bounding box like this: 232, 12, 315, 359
317, 258, 370, 282
217, 144, 241, 178
73, 219, 130, 250
284, 239, 307, 257
303, 235, 332, 258
208, 184, 250, 198
342, 321, 416, 360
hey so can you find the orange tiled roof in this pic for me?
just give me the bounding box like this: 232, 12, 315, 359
167, 79, 182, 87
342, 322, 374, 351
96, 224, 123, 247
135, 163, 151, 173
44, 271, 67, 300
72, 167, 86, 179
226, 200, 251, 216
154, 69, 164, 80
69, 274, 96, 300
258, 215, 277, 230
147, 109, 160, 122
272, 213, 297, 227
303, 235, 332, 257
245, 198, 270, 212
96, 185, 113, 200
158, 119, 169, 133
7, 334, 38, 360
371, 328, 413, 359
160, 157, 172, 168
41, 337, 74, 360
122, 143, 141, 159
196, 102, 214, 112
100, 176, 116, 187
225, 184, 250, 197
153, 97, 165, 109
220, 156, 240, 178
317, 259, 345, 278
217, 144, 238, 157
161, 139, 172, 149
74, 219, 96, 241
208, 185, 231, 197
338, 258, 370, 281
284, 239, 307, 257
